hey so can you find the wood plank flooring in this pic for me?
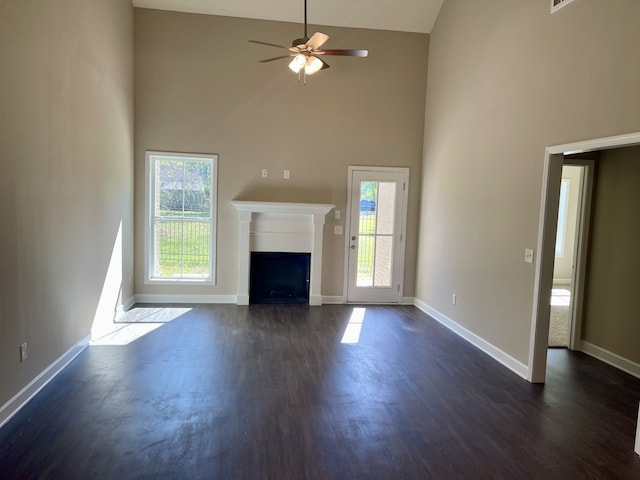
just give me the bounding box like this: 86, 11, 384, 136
0, 304, 639, 479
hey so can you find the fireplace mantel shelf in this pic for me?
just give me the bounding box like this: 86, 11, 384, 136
230, 201, 334, 216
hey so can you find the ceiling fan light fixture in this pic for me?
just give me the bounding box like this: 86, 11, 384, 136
288, 54, 306, 73
304, 56, 323, 75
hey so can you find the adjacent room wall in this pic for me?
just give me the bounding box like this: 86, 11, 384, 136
417, 0, 640, 366
134, 9, 429, 299
582, 145, 640, 364
0, 0, 134, 408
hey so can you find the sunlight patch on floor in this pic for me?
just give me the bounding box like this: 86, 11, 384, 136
91, 307, 192, 346
341, 307, 366, 344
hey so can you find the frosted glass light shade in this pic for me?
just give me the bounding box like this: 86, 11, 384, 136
288, 54, 306, 73
305, 56, 323, 75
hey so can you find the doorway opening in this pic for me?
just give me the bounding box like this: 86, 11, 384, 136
548, 164, 589, 349
529, 132, 640, 384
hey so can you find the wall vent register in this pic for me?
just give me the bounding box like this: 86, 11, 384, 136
551, 0, 576, 13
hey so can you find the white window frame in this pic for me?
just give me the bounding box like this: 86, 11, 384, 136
551, 0, 576, 14
145, 151, 218, 285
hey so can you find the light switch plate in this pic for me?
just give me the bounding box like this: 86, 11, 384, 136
334, 226, 343, 235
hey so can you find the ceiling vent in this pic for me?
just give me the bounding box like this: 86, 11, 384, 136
551, 0, 576, 13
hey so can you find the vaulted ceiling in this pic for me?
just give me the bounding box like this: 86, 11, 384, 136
131, 0, 444, 34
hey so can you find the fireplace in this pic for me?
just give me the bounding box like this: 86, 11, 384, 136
250, 252, 311, 304
231, 201, 335, 305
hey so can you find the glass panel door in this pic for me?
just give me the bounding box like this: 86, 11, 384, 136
347, 169, 407, 303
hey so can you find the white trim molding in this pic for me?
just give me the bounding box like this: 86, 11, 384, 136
322, 295, 346, 304
581, 341, 640, 379
414, 299, 529, 380
133, 294, 237, 304
0, 334, 90, 429
635, 403, 640, 456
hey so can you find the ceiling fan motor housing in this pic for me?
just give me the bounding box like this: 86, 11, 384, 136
292, 37, 309, 48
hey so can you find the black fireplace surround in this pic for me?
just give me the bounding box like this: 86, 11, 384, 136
249, 252, 311, 304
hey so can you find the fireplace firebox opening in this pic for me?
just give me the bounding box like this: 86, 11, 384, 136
250, 252, 311, 304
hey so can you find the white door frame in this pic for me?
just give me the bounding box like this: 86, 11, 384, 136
343, 166, 409, 303
528, 132, 640, 383
559, 160, 595, 351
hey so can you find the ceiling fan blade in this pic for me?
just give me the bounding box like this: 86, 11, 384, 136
259, 55, 294, 63
306, 32, 329, 50
249, 40, 298, 52
318, 49, 369, 57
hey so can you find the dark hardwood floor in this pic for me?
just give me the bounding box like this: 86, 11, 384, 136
0, 305, 638, 479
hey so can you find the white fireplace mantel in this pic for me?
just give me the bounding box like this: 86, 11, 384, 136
230, 201, 335, 305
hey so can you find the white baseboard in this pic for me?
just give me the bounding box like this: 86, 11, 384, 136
133, 294, 237, 304
580, 341, 640, 379
321, 296, 414, 305
115, 295, 136, 319
322, 295, 345, 304
0, 333, 90, 429
413, 299, 529, 380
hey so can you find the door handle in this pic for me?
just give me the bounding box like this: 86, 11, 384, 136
351, 236, 357, 241
351, 245, 356, 249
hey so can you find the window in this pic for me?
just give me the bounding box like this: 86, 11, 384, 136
555, 179, 570, 257
551, 0, 576, 13
146, 151, 217, 284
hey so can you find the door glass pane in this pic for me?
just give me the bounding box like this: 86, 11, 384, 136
376, 182, 396, 235
357, 181, 377, 287
374, 236, 393, 286
359, 181, 377, 234
357, 235, 374, 287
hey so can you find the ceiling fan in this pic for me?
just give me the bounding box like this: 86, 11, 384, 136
249, 0, 368, 82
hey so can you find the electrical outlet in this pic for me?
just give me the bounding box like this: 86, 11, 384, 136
261, 168, 268, 178
524, 248, 535, 264
20, 342, 27, 362
452, 294, 457, 305
283, 169, 290, 179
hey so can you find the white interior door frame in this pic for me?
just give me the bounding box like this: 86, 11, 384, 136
560, 159, 595, 351
528, 132, 640, 384
342, 166, 409, 303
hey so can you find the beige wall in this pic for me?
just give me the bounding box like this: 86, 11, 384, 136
134, 9, 428, 298
0, 0, 134, 406
582, 146, 640, 364
417, 0, 640, 364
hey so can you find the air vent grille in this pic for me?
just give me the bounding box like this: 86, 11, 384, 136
551, 0, 576, 13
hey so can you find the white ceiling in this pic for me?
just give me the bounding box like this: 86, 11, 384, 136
131, 0, 444, 34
